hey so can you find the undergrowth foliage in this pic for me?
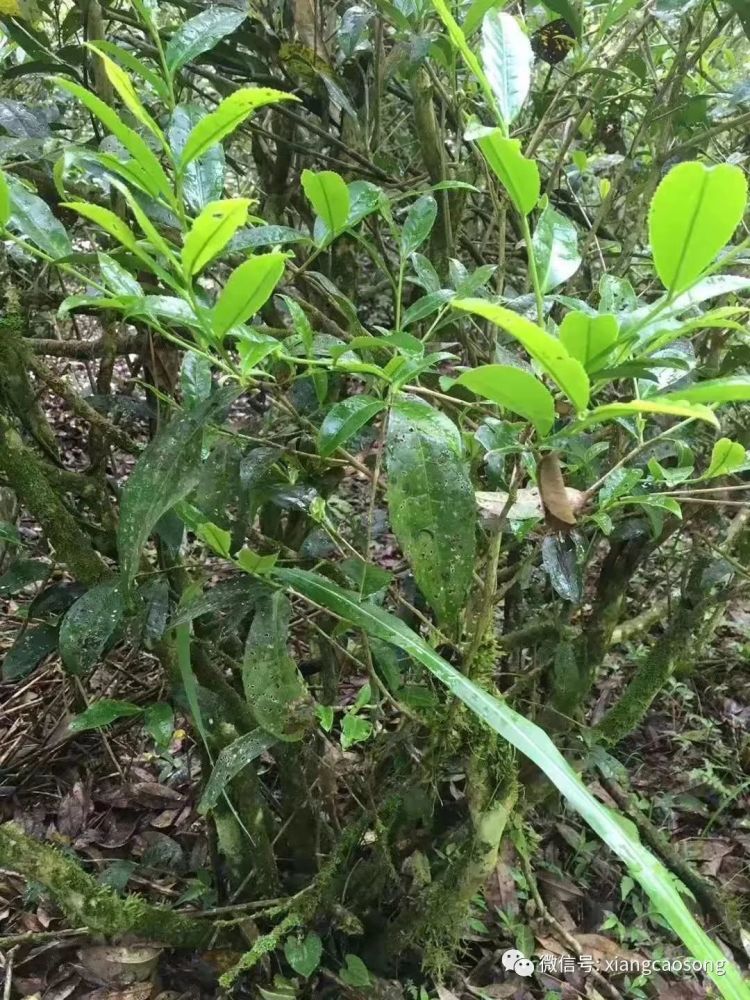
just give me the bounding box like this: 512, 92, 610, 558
0, 0, 749, 996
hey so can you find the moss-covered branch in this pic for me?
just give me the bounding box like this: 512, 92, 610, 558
0, 823, 208, 948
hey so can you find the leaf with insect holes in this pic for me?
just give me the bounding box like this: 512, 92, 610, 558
179, 87, 298, 168
271, 566, 750, 1000
301, 169, 350, 240
704, 438, 746, 479
211, 252, 286, 339
453, 298, 590, 410
182, 199, 250, 276
649, 161, 747, 294
456, 364, 555, 435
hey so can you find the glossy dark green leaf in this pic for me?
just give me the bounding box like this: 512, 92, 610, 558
166, 6, 246, 75
231, 225, 309, 251
199, 728, 277, 813
169, 576, 267, 627
402, 289, 454, 327
242, 592, 313, 741
386, 399, 476, 628
7, 176, 70, 258
119, 387, 239, 589
542, 535, 582, 603
318, 395, 384, 457
59, 579, 125, 675
69, 698, 141, 733
0, 558, 49, 596
180, 352, 213, 409
211, 252, 286, 339
481, 10, 533, 125
2, 623, 58, 682
400, 194, 438, 257
456, 363, 555, 435
532, 203, 582, 292
169, 105, 225, 211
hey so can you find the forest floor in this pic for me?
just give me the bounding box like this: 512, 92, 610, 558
1, 355, 749, 1000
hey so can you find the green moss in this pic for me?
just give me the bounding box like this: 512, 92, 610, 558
0, 823, 206, 947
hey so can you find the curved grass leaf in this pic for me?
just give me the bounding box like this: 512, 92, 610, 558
86, 43, 163, 140
318, 396, 385, 457
453, 298, 590, 410
575, 398, 719, 429
456, 363, 555, 435
179, 87, 298, 169
386, 399, 476, 628
649, 161, 747, 294
274, 566, 750, 1000
661, 376, 750, 406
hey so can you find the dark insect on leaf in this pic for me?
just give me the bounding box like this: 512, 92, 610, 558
531, 19, 575, 65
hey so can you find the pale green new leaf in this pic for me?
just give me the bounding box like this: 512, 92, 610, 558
661, 376, 750, 406
87, 43, 163, 140
559, 311, 619, 372
179, 87, 298, 168
456, 364, 555, 435
472, 126, 539, 215
704, 437, 746, 479
386, 399, 476, 628
182, 199, 250, 276
69, 698, 141, 733
301, 169, 350, 241
575, 398, 719, 429
649, 161, 747, 294
481, 10, 533, 125
211, 252, 286, 339
274, 567, 750, 1000
532, 203, 581, 292
453, 298, 590, 410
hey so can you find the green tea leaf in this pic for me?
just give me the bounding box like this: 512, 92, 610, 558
273, 567, 749, 1000
242, 592, 313, 741
119, 388, 239, 589
211, 252, 286, 339
182, 198, 250, 276
69, 698, 141, 733
386, 399, 476, 628
59, 579, 125, 675
7, 176, 70, 258
301, 168, 350, 241
575, 398, 719, 429
532, 203, 581, 292
169, 105, 225, 211
472, 126, 539, 215
559, 311, 619, 372
661, 376, 750, 406
87, 43, 163, 140
453, 298, 590, 410
648, 161, 747, 294
481, 10, 533, 125
400, 194, 438, 257
318, 396, 385, 457
456, 364, 555, 435
54, 77, 173, 203
704, 437, 746, 478
179, 87, 298, 168
166, 6, 246, 75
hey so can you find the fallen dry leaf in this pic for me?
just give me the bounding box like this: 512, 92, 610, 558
78, 945, 161, 986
